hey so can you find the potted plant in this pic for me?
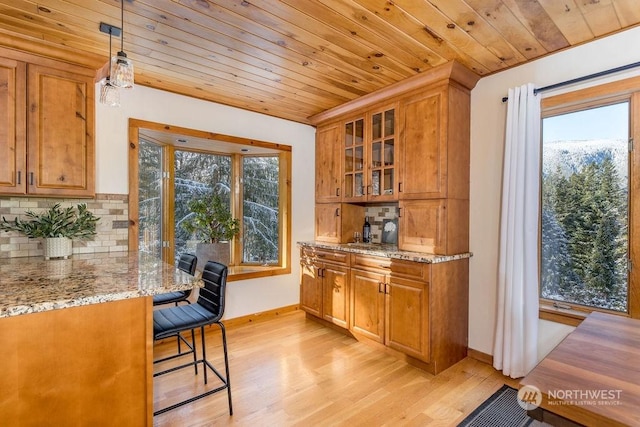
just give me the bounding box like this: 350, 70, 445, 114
181, 192, 240, 270
0, 203, 99, 259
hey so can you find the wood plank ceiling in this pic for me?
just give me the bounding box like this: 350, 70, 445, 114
1, 0, 639, 124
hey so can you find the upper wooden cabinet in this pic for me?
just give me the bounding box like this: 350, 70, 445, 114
342, 105, 398, 203
0, 57, 26, 194
0, 48, 95, 198
315, 123, 341, 202
398, 83, 471, 200
315, 203, 364, 244
311, 61, 479, 253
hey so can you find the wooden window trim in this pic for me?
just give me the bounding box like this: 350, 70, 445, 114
540, 76, 640, 325
128, 118, 291, 279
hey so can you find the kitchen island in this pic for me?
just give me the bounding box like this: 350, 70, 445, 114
0, 252, 201, 426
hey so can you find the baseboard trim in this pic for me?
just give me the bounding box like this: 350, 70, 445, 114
223, 304, 301, 329
468, 348, 493, 365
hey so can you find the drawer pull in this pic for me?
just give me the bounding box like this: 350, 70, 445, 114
378, 264, 390, 269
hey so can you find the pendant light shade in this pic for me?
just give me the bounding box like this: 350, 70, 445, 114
110, 0, 134, 89
99, 77, 120, 107
110, 52, 134, 88
99, 23, 121, 107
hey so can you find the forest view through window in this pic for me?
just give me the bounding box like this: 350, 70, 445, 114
541, 102, 629, 312
136, 129, 287, 271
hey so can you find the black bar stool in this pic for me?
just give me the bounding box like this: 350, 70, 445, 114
152, 253, 197, 307
153, 261, 232, 416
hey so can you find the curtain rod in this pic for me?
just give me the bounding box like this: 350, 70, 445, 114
501, 60, 640, 103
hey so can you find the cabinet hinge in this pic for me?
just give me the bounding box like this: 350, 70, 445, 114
629, 138, 634, 152
162, 171, 170, 179
628, 259, 633, 272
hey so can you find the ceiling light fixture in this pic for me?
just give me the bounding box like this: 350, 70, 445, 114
99, 22, 120, 107
110, 0, 134, 89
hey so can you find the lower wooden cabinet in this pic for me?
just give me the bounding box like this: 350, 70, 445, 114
350, 267, 385, 342
386, 275, 430, 361
300, 247, 350, 328
300, 246, 469, 374
350, 255, 430, 363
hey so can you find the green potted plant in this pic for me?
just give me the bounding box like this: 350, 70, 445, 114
0, 203, 99, 259
181, 193, 240, 269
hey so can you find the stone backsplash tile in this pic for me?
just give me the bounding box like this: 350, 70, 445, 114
364, 204, 398, 243
0, 194, 129, 259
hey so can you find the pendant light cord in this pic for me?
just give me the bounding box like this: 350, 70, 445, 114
120, 0, 124, 52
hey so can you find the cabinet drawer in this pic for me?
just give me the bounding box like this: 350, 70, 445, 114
352, 254, 391, 271
301, 247, 349, 265
390, 259, 429, 281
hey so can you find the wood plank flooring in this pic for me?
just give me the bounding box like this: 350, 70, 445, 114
153, 310, 517, 426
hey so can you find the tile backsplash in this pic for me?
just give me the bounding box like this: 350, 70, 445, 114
364, 204, 398, 244
0, 194, 129, 259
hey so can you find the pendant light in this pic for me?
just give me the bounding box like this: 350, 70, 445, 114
110, 0, 134, 89
99, 23, 120, 107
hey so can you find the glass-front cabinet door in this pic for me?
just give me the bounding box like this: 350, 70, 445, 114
343, 117, 365, 201
342, 106, 397, 202
370, 107, 396, 200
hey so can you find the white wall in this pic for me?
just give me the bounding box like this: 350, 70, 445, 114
470, 26, 640, 359
95, 85, 316, 319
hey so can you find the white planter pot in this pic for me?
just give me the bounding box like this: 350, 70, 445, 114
44, 237, 73, 260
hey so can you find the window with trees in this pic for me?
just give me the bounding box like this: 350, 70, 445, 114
540, 79, 640, 323
130, 120, 292, 280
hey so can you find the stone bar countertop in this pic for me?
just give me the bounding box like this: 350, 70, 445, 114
297, 241, 472, 263
0, 251, 202, 318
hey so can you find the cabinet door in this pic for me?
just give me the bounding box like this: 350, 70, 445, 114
300, 261, 322, 317
316, 123, 341, 202
315, 203, 364, 244
368, 105, 397, 202
315, 204, 341, 243
27, 64, 94, 197
399, 199, 468, 255
386, 276, 430, 362
322, 263, 350, 328
399, 89, 446, 199
343, 116, 366, 202
350, 268, 385, 343
0, 58, 26, 194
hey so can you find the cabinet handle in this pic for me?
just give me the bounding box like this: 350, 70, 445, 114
398, 182, 403, 193
29, 172, 34, 186
385, 283, 390, 295
366, 185, 371, 195
17, 171, 21, 185
336, 187, 340, 197
378, 264, 390, 269
378, 282, 384, 293
398, 207, 402, 218
335, 207, 340, 217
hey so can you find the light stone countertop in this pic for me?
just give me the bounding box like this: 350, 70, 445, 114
0, 251, 202, 318
297, 241, 472, 263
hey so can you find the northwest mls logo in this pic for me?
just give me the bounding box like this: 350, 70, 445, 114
517, 385, 542, 410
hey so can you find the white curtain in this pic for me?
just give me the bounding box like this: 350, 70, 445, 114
493, 83, 541, 379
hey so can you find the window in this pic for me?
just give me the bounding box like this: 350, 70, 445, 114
540, 79, 640, 323
173, 150, 232, 261
130, 120, 292, 280
541, 103, 629, 312
241, 156, 280, 264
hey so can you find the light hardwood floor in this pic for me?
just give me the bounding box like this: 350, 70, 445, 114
153, 310, 517, 426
